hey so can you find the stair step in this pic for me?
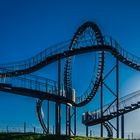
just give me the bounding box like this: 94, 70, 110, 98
118, 109, 125, 112
124, 106, 131, 110
131, 103, 138, 107
122, 58, 127, 62
110, 112, 117, 115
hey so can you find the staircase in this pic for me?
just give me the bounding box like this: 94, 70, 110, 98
82, 90, 140, 125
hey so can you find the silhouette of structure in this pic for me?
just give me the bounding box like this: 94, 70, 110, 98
0, 21, 140, 138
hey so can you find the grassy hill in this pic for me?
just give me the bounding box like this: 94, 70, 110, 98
0, 133, 124, 140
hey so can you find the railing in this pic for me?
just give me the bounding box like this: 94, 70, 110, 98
0, 75, 67, 98
0, 36, 140, 73
76, 36, 140, 104
0, 40, 71, 72
0, 67, 57, 85
74, 36, 140, 66
1, 36, 140, 106
0, 76, 55, 94
82, 90, 140, 123
103, 36, 140, 65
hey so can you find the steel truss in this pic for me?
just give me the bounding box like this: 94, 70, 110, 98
100, 58, 120, 138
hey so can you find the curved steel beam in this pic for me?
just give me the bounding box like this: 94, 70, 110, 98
36, 99, 49, 134
103, 122, 113, 138
64, 21, 104, 107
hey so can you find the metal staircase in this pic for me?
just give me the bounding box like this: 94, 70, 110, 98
103, 122, 113, 138
0, 40, 70, 77
82, 90, 140, 126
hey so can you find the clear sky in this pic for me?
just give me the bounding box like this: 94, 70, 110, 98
1, 0, 140, 138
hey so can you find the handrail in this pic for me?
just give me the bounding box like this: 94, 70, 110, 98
0, 72, 66, 98
0, 36, 140, 75
0, 40, 71, 71
0, 67, 58, 86
1, 36, 140, 106
0, 76, 57, 95
103, 36, 140, 65
82, 90, 140, 119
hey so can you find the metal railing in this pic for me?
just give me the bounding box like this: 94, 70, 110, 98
82, 90, 140, 122
1, 36, 140, 106
0, 40, 71, 72
76, 36, 140, 104
0, 74, 67, 98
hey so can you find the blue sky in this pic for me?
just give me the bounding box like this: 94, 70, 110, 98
1, 0, 140, 138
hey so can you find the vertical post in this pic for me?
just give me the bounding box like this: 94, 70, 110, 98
86, 125, 89, 137
101, 73, 103, 137
6, 126, 9, 133
53, 125, 55, 134
90, 130, 92, 137
128, 135, 130, 140
55, 105, 58, 135
116, 58, 119, 138
47, 100, 50, 133
34, 127, 36, 133
24, 122, 26, 133
46, 79, 48, 92
68, 105, 71, 136
74, 107, 76, 136
55, 103, 61, 135
121, 114, 124, 138
55, 60, 61, 135
66, 105, 67, 135
66, 105, 71, 136
131, 132, 133, 140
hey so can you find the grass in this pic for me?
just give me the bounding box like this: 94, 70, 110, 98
0, 133, 125, 140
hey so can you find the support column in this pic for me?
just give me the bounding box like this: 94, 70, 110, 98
66, 105, 71, 136
47, 100, 50, 133
24, 122, 26, 133
55, 60, 61, 135
55, 103, 61, 135
74, 107, 76, 136
121, 114, 124, 138
86, 126, 89, 137
101, 73, 103, 137
116, 58, 119, 138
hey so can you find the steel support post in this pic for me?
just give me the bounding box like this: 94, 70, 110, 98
116, 58, 119, 138
74, 107, 76, 136
101, 73, 103, 137
55, 60, 61, 135
55, 103, 61, 135
121, 114, 124, 138
66, 105, 67, 135
86, 125, 89, 137
24, 122, 26, 133
66, 105, 71, 136
47, 100, 50, 133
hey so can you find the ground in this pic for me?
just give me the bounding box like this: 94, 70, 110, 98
0, 133, 124, 140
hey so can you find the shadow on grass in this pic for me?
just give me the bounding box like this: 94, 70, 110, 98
0, 133, 69, 140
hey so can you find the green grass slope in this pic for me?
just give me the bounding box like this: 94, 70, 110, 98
0, 133, 124, 140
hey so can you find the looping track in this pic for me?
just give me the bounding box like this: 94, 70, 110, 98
64, 21, 105, 107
